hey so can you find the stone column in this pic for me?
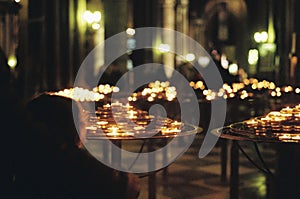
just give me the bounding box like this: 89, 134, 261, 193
162, 0, 175, 79
53, 0, 61, 89
176, 0, 189, 35
283, 0, 295, 84
176, 0, 189, 58
103, 0, 128, 72
18, 0, 29, 98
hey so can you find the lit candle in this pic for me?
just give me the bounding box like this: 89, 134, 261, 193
127, 110, 137, 119
111, 101, 122, 107
161, 127, 181, 135
273, 117, 285, 122
294, 104, 300, 111
260, 116, 272, 127
280, 113, 293, 120
107, 129, 134, 137
136, 121, 148, 126
103, 103, 111, 109
97, 121, 108, 128
292, 135, 300, 140
171, 121, 182, 128
270, 118, 282, 131
107, 126, 119, 136
86, 126, 97, 134
282, 125, 292, 132
294, 124, 300, 132
278, 134, 291, 140
245, 119, 259, 128
124, 103, 133, 109
267, 111, 281, 118
294, 113, 300, 120
255, 127, 267, 134
281, 106, 293, 114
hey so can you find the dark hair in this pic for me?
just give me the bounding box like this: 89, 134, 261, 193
26, 93, 83, 148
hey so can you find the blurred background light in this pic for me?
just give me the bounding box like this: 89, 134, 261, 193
229, 63, 238, 75
248, 49, 259, 65
198, 56, 210, 68
185, 53, 195, 62
7, 54, 17, 70
254, 31, 269, 43
158, 44, 170, 53
126, 28, 136, 36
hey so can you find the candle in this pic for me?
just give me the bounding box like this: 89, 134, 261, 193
260, 117, 272, 128
294, 125, 300, 132
106, 127, 135, 137
244, 119, 259, 128
267, 111, 281, 118
127, 110, 137, 119
86, 126, 97, 133
110, 126, 119, 133
97, 121, 108, 125
292, 135, 300, 140
136, 121, 148, 126
282, 125, 292, 132
278, 134, 291, 140
281, 106, 293, 114
97, 121, 108, 128
133, 126, 146, 131
107, 126, 119, 136
103, 103, 111, 108
271, 123, 282, 132
124, 103, 133, 109
294, 113, 300, 120
171, 121, 182, 128
111, 101, 122, 107
280, 113, 293, 120
294, 104, 300, 111
261, 116, 272, 122
161, 127, 181, 135
255, 127, 267, 134
269, 117, 285, 126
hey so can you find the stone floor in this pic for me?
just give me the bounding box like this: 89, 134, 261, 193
137, 134, 277, 199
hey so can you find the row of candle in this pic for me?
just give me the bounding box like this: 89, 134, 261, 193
50, 87, 105, 102
244, 105, 300, 134
51, 77, 300, 103
190, 78, 300, 101
92, 84, 120, 95
277, 133, 300, 142
128, 81, 177, 102
244, 119, 300, 133
50, 84, 120, 102
86, 101, 183, 137
129, 78, 299, 103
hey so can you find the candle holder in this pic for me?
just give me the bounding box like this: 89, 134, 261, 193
282, 125, 293, 132
294, 113, 300, 120
255, 127, 268, 134
161, 126, 181, 135
291, 135, 300, 140
294, 124, 300, 132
